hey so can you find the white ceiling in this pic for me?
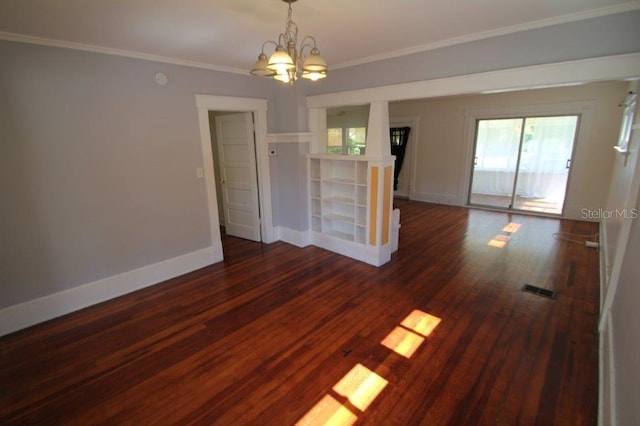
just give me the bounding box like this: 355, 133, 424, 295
1, 0, 638, 74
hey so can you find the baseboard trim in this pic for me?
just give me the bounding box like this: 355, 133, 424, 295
412, 191, 459, 206
275, 226, 311, 247
0, 244, 223, 336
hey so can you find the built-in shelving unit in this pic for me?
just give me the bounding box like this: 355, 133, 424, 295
310, 155, 369, 244
307, 101, 398, 267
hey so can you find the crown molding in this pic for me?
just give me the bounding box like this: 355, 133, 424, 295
0, 31, 248, 75
332, 1, 640, 70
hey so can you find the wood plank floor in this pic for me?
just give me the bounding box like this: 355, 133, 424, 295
0, 200, 600, 425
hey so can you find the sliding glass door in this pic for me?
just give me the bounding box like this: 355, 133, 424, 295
469, 115, 578, 215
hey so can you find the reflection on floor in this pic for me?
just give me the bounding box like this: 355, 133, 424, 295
469, 193, 563, 214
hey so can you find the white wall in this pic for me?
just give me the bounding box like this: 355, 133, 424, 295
388, 81, 628, 219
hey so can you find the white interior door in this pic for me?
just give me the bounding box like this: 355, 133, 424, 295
215, 112, 261, 242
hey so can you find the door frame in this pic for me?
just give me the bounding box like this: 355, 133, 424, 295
467, 114, 580, 215
460, 101, 595, 214
195, 95, 275, 256
390, 115, 419, 199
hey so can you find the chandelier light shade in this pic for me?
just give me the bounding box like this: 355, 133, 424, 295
250, 0, 328, 84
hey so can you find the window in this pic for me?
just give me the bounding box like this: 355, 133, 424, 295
469, 115, 579, 215
327, 126, 367, 155
326, 104, 369, 156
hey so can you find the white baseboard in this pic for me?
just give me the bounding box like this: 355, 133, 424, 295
0, 244, 223, 336
310, 231, 391, 267
412, 191, 460, 206
275, 226, 311, 247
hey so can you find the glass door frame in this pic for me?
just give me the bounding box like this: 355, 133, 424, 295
467, 113, 581, 216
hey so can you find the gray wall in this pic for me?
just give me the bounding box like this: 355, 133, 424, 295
268, 81, 313, 230
307, 10, 640, 95
268, 141, 310, 231
601, 81, 640, 425
0, 40, 273, 309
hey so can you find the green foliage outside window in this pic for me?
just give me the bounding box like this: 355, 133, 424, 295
327, 127, 366, 155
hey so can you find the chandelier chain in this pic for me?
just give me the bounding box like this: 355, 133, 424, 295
285, 1, 298, 44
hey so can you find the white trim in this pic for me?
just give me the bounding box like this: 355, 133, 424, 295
310, 232, 391, 267
308, 108, 328, 154
275, 226, 311, 247
266, 132, 313, 144
0, 246, 221, 336
598, 312, 617, 426
332, 2, 640, 69
308, 53, 640, 108
599, 221, 609, 312
0, 31, 247, 75
195, 95, 276, 244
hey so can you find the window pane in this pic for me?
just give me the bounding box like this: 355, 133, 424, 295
328, 128, 343, 147
347, 127, 366, 155
327, 128, 345, 155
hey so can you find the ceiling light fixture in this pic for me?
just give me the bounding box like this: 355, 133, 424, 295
250, 0, 327, 84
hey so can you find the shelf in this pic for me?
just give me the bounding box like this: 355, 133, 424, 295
326, 230, 355, 242
324, 196, 355, 205
324, 177, 356, 185
324, 214, 354, 224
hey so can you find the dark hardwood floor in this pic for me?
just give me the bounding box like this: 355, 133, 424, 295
0, 200, 600, 425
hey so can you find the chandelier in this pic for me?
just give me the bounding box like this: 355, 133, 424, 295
250, 0, 328, 84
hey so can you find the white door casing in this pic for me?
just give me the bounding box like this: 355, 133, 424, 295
195, 94, 274, 258
215, 112, 261, 242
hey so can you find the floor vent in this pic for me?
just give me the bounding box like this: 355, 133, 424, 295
522, 284, 556, 299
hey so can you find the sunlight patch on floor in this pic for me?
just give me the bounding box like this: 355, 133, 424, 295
503, 222, 522, 233
401, 310, 441, 337
295, 394, 357, 426
297, 310, 441, 425
333, 364, 389, 411
489, 223, 522, 248
381, 327, 425, 358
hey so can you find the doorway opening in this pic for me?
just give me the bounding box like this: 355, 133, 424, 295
208, 111, 262, 243
468, 115, 579, 215
390, 116, 418, 200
